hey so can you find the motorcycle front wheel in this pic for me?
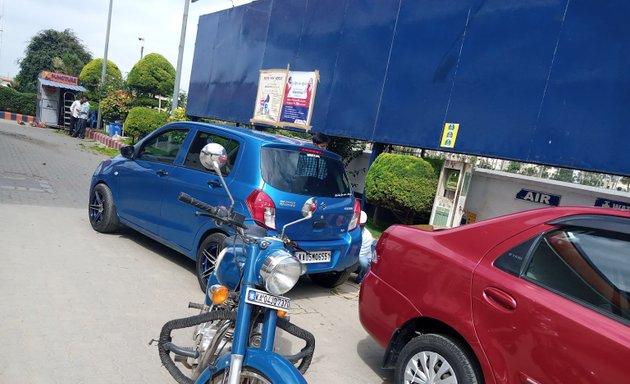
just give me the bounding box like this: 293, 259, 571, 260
209, 367, 272, 384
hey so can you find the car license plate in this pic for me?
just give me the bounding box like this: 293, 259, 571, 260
295, 250, 331, 263
244, 287, 290, 311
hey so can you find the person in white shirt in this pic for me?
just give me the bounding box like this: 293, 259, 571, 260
72, 96, 90, 139
69, 97, 82, 135
356, 210, 375, 284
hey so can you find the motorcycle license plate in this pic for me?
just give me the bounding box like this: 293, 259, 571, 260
295, 250, 331, 263
245, 287, 290, 311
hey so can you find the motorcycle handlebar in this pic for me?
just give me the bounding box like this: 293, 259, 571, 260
177, 192, 244, 228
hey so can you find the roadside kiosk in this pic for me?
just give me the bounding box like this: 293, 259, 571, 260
35, 71, 87, 131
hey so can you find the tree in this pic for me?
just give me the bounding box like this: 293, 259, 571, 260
365, 153, 438, 224
127, 53, 175, 97
79, 59, 123, 102
553, 168, 575, 183
507, 161, 522, 174
15, 29, 92, 93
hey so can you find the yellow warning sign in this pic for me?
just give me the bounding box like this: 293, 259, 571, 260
440, 123, 459, 148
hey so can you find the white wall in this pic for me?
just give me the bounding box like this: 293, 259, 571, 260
465, 168, 630, 222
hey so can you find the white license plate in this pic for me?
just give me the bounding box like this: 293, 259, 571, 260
244, 287, 290, 311
295, 250, 331, 263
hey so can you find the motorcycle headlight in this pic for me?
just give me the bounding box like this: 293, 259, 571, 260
260, 250, 304, 295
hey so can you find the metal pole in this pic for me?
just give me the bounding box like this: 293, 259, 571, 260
96, 0, 113, 130
172, 0, 192, 115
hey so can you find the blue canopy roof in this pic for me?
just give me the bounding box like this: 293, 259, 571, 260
39, 78, 87, 92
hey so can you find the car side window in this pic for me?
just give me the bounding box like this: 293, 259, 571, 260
183, 131, 240, 176
524, 227, 630, 322
138, 129, 189, 164
494, 237, 537, 276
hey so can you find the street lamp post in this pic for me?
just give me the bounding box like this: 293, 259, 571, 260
138, 37, 145, 60
97, 0, 113, 130
171, 0, 199, 115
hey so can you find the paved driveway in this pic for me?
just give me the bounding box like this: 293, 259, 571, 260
0, 121, 392, 383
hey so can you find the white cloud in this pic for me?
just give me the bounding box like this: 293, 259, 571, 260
0, 0, 254, 92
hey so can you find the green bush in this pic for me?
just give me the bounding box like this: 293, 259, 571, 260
131, 96, 159, 109
0, 87, 37, 116
124, 107, 167, 143
79, 58, 123, 102
100, 90, 133, 123
127, 53, 175, 97
365, 153, 438, 224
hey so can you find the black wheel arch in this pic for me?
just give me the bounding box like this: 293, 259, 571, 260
195, 228, 230, 261
382, 316, 483, 377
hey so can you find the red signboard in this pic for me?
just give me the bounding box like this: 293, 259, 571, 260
40, 71, 79, 86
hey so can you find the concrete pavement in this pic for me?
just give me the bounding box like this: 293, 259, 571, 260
0, 120, 393, 383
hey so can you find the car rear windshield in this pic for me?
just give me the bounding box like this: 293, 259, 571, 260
261, 147, 352, 197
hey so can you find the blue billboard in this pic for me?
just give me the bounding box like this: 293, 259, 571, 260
188, 0, 630, 176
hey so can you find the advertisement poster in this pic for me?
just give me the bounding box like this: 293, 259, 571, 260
279, 71, 318, 129
251, 69, 288, 125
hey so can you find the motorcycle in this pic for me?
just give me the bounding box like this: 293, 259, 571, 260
157, 142, 316, 384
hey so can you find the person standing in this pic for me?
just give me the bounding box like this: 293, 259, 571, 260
72, 96, 89, 139
69, 97, 82, 135
356, 211, 374, 284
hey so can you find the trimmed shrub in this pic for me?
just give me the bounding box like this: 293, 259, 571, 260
127, 53, 175, 97
365, 153, 438, 224
100, 90, 133, 123
131, 96, 159, 109
79, 58, 123, 102
124, 106, 167, 143
0, 87, 37, 116
167, 107, 188, 122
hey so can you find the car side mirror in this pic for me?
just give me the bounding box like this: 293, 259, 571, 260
120, 145, 134, 159
200, 143, 227, 174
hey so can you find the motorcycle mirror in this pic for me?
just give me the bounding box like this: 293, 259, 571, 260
301, 198, 317, 218
200, 142, 235, 211
200, 143, 227, 174
281, 197, 318, 239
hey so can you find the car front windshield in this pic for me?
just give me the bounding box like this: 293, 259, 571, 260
261, 147, 352, 197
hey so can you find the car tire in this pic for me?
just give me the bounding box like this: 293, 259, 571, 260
395, 334, 480, 384
89, 183, 120, 233
309, 268, 352, 288
196, 233, 227, 292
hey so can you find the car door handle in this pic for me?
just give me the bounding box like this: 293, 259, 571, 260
156, 170, 168, 176
482, 287, 517, 312
207, 180, 222, 188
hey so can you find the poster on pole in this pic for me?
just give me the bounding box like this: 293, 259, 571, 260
279, 70, 319, 130
251, 69, 288, 125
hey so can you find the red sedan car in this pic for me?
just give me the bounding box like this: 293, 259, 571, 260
359, 206, 630, 384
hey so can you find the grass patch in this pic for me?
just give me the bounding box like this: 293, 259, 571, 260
80, 143, 119, 157
366, 220, 386, 239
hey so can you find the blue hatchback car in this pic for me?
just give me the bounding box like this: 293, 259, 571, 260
89, 122, 362, 290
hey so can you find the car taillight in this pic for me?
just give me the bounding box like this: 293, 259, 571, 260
347, 199, 361, 231
246, 189, 276, 230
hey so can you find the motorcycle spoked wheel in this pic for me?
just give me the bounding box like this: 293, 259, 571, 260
209, 367, 272, 384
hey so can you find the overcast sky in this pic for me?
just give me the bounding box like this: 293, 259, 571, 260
0, 0, 255, 91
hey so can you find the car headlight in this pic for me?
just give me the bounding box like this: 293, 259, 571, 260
260, 250, 305, 295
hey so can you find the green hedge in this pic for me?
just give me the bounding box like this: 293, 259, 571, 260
365, 153, 438, 224
124, 106, 167, 143
0, 87, 37, 116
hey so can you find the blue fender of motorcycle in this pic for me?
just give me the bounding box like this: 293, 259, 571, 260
195, 348, 307, 384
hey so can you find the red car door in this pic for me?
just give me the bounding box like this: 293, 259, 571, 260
471, 223, 630, 384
